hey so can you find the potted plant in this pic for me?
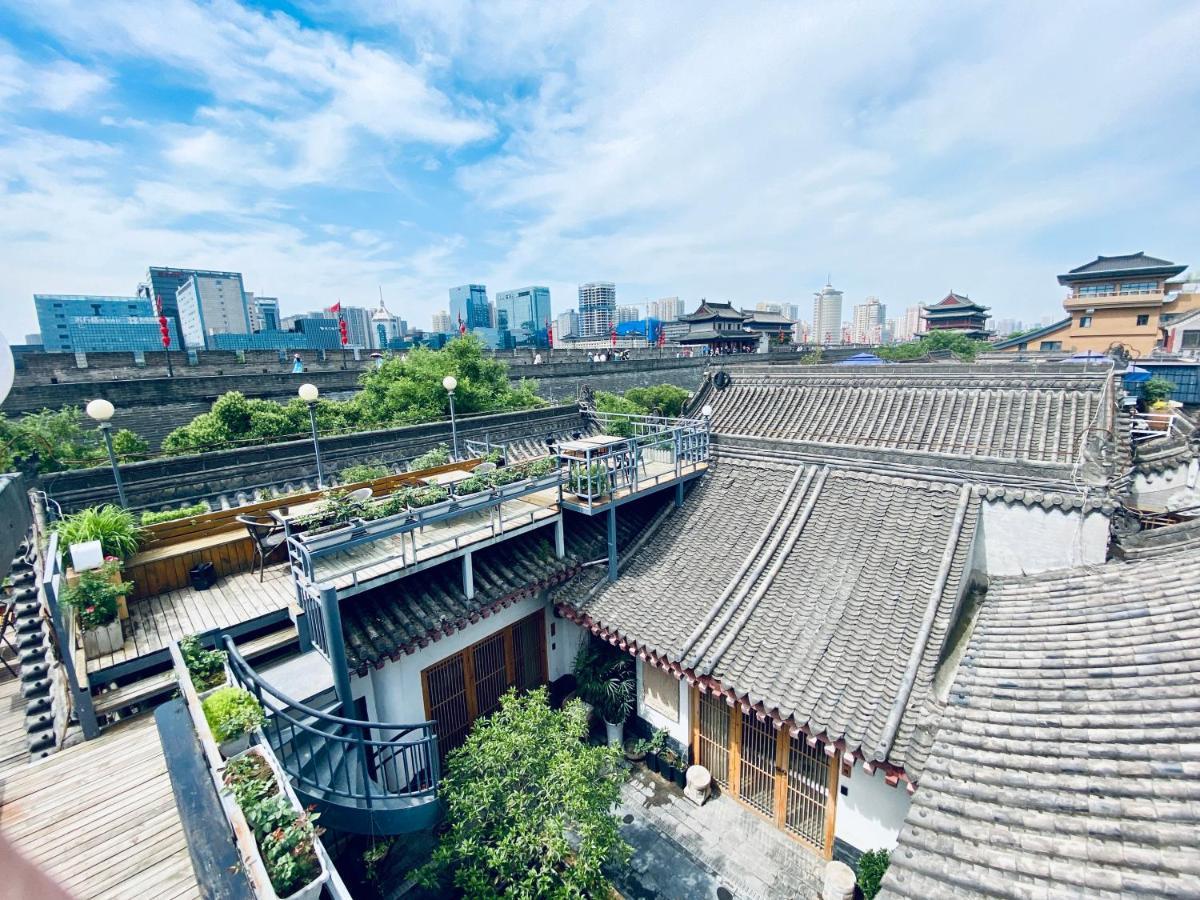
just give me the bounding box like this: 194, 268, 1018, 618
624, 736, 651, 763
569, 461, 610, 500
53, 504, 143, 563
1142, 376, 1176, 430
573, 640, 635, 747
644, 728, 668, 773
453, 474, 493, 499
181, 635, 228, 692
202, 686, 265, 757
223, 748, 329, 900
659, 746, 687, 788
407, 484, 450, 511
60, 559, 129, 658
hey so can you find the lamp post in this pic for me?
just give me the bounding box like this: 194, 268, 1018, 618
298, 383, 325, 488
86, 398, 128, 507
443, 375, 460, 460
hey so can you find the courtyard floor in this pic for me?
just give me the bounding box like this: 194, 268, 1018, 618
614, 767, 824, 900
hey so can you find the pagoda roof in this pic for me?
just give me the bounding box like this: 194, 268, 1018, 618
741, 309, 794, 326
1057, 252, 1186, 285
923, 292, 990, 315
677, 327, 757, 343
679, 300, 747, 322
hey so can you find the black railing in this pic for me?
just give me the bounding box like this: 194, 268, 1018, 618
224, 638, 439, 810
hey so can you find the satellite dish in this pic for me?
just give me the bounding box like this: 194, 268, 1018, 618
0, 330, 13, 407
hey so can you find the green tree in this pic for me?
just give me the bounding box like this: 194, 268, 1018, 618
0, 406, 149, 473
418, 688, 630, 899
623, 384, 690, 418
593, 391, 642, 437
876, 330, 987, 362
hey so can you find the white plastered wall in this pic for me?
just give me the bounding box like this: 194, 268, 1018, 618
976, 500, 1109, 576
834, 760, 912, 853
635, 657, 690, 746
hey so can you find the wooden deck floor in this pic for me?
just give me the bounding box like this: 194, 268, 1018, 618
0, 710, 200, 899
87, 566, 293, 675
0, 675, 28, 778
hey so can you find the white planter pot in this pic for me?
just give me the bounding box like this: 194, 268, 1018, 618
218, 732, 252, 759
222, 746, 330, 900
68, 540, 104, 572
605, 720, 625, 748
82, 619, 124, 659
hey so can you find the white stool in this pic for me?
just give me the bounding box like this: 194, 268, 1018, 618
821, 861, 856, 900
684, 764, 711, 806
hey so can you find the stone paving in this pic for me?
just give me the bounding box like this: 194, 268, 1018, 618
614, 767, 825, 900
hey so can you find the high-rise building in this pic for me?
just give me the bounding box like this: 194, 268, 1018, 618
34, 294, 181, 352
556, 309, 579, 339
495, 286, 552, 348
756, 302, 784, 314
895, 305, 925, 342
175, 270, 251, 349
812, 282, 844, 345
649, 297, 684, 322
616, 305, 640, 325
371, 296, 403, 348
851, 297, 886, 344
578, 282, 616, 337
431, 310, 452, 333
247, 294, 280, 332
449, 285, 491, 332
324, 305, 372, 348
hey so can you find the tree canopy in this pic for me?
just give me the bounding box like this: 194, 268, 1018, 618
418, 688, 629, 899
0, 406, 148, 474
162, 336, 545, 454
875, 330, 989, 362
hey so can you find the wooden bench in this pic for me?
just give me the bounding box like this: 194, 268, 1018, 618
126, 458, 482, 599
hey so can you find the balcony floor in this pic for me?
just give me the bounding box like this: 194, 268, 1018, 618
560, 458, 708, 514
86, 566, 293, 676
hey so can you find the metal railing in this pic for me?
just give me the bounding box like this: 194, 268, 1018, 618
562, 412, 710, 511
224, 638, 440, 810
41, 532, 100, 739
285, 469, 566, 592
1131, 411, 1188, 443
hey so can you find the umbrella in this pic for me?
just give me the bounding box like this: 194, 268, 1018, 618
1122, 365, 1152, 384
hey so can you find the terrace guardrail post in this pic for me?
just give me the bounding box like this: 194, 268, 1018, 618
318, 585, 356, 716
42, 534, 100, 740
607, 506, 618, 582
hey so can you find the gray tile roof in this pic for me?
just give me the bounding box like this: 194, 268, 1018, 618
699, 368, 1112, 473
881, 551, 1200, 899
1066, 251, 1179, 274
564, 457, 979, 777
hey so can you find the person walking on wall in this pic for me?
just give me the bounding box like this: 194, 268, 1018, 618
292, 353, 304, 374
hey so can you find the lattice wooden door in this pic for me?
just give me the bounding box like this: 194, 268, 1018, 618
422, 653, 471, 758
696, 691, 731, 785
785, 734, 833, 853
472, 632, 509, 720
738, 712, 778, 816
511, 610, 546, 691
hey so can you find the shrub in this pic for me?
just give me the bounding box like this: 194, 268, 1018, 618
1142, 376, 1175, 406
857, 848, 891, 899
454, 475, 492, 496
181, 635, 227, 691
60, 560, 129, 630
54, 505, 143, 562
569, 461, 610, 496
525, 456, 559, 477
202, 687, 265, 743
573, 639, 635, 725
224, 752, 323, 896
408, 445, 451, 472
140, 502, 210, 526
339, 461, 390, 484
408, 485, 449, 508
417, 689, 628, 898
624, 384, 691, 418
0, 405, 149, 474
594, 390, 640, 437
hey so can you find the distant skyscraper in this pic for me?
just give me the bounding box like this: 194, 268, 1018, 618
176, 271, 251, 349
652, 297, 684, 321
372, 296, 403, 347
431, 310, 452, 333
449, 284, 491, 331
897, 305, 925, 342
556, 309, 579, 339
34, 294, 181, 352
616, 305, 639, 324
325, 305, 372, 348
756, 302, 784, 314
248, 294, 280, 332
496, 286, 552, 348
578, 282, 616, 337
851, 297, 886, 344
812, 282, 844, 345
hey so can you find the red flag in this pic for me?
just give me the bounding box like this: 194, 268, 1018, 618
458, 314, 467, 335
329, 301, 341, 314
610, 322, 617, 348
657, 323, 665, 348
546, 319, 554, 348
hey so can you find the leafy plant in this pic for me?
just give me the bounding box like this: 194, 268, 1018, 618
417, 688, 629, 898
624, 384, 691, 418
297, 489, 371, 530
202, 687, 265, 742
180, 635, 227, 691
54, 504, 143, 561
594, 390, 640, 437
61, 560, 129, 631
407, 485, 449, 508
224, 752, 324, 896
408, 445, 451, 472
857, 848, 891, 899
140, 502, 210, 526
570, 461, 610, 497
455, 475, 492, 496
1142, 376, 1176, 407
647, 728, 669, 756
339, 461, 390, 484
875, 330, 987, 362
362, 839, 395, 882
484, 448, 505, 465
573, 639, 635, 725
0, 405, 149, 474
525, 456, 559, 478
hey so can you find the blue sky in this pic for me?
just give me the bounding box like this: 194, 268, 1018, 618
1, 0, 1198, 341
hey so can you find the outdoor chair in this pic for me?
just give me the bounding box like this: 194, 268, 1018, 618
472, 462, 497, 475
236, 515, 288, 581
345, 487, 373, 504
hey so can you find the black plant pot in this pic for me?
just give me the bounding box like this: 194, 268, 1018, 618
673, 765, 687, 789
660, 759, 677, 783
647, 752, 660, 774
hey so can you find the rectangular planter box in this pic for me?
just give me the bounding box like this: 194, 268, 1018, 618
66, 566, 129, 621
81, 619, 124, 659
221, 745, 330, 900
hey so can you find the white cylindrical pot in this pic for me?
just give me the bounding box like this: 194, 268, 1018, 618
604, 720, 624, 748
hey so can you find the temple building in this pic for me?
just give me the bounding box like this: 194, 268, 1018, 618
921, 291, 991, 339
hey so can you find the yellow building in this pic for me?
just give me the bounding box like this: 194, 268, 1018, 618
997, 252, 1194, 357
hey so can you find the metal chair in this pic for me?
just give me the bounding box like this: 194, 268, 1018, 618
345, 487, 373, 504
236, 515, 288, 581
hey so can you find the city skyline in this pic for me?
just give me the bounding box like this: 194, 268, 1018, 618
0, 3, 1197, 343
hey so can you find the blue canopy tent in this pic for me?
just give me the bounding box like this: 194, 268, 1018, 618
1122, 365, 1152, 384
834, 352, 890, 366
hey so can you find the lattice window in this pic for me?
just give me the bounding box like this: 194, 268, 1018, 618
642, 662, 679, 721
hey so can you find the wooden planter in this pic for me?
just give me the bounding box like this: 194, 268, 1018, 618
81, 619, 124, 659
222, 746, 330, 900
65, 566, 129, 621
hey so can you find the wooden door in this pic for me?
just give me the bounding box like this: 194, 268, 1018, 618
696, 691, 731, 786
784, 733, 835, 854
423, 653, 472, 758
472, 632, 509, 720
738, 712, 778, 816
